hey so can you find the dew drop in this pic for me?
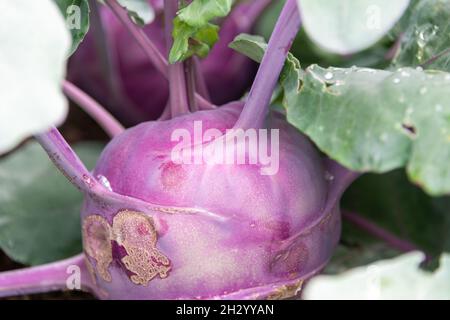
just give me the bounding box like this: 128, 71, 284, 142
406, 107, 414, 115
416, 66, 424, 72
324, 171, 335, 181
435, 104, 443, 112
318, 126, 324, 132
393, 78, 401, 84
97, 175, 113, 191
357, 68, 377, 74
398, 95, 406, 104
401, 71, 410, 77
417, 24, 439, 48
420, 87, 428, 95
324, 72, 334, 80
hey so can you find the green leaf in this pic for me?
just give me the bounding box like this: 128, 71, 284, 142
0, 0, 70, 155
343, 170, 450, 256
0, 141, 103, 265
282, 64, 450, 196
117, 0, 155, 26
298, 0, 410, 54
169, 19, 219, 63
169, 0, 234, 63
178, 0, 233, 27
54, 0, 90, 56
229, 33, 301, 78
304, 252, 450, 299
228, 34, 267, 63
392, 0, 450, 72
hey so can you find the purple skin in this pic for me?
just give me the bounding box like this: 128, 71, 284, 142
0, 0, 361, 300
68, 0, 268, 125
84, 102, 338, 299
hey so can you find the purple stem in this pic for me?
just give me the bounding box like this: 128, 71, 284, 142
233, 0, 301, 130
342, 211, 420, 253
385, 33, 404, 61
63, 81, 124, 138
34, 128, 104, 194
324, 159, 361, 208
193, 57, 211, 102
185, 59, 198, 112
34, 128, 202, 217
158, 101, 172, 120
197, 94, 216, 110
164, 0, 190, 117
246, 0, 273, 20
0, 254, 92, 298
420, 48, 450, 68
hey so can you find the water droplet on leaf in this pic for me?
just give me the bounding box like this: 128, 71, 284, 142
324, 72, 334, 80
401, 71, 410, 77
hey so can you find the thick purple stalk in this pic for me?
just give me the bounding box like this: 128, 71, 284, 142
35, 128, 212, 216
164, 0, 189, 117
342, 211, 421, 253
105, 0, 167, 76
193, 57, 211, 101
323, 159, 361, 210
158, 101, 172, 120
246, 0, 272, 19
234, 0, 301, 130
0, 254, 91, 298
35, 128, 102, 193
63, 81, 124, 137
185, 59, 198, 112
385, 33, 404, 61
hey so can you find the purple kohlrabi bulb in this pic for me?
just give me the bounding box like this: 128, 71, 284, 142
68, 1, 260, 125
81, 102, 341, 300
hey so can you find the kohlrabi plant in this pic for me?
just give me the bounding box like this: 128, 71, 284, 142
0, 0, 449, 301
